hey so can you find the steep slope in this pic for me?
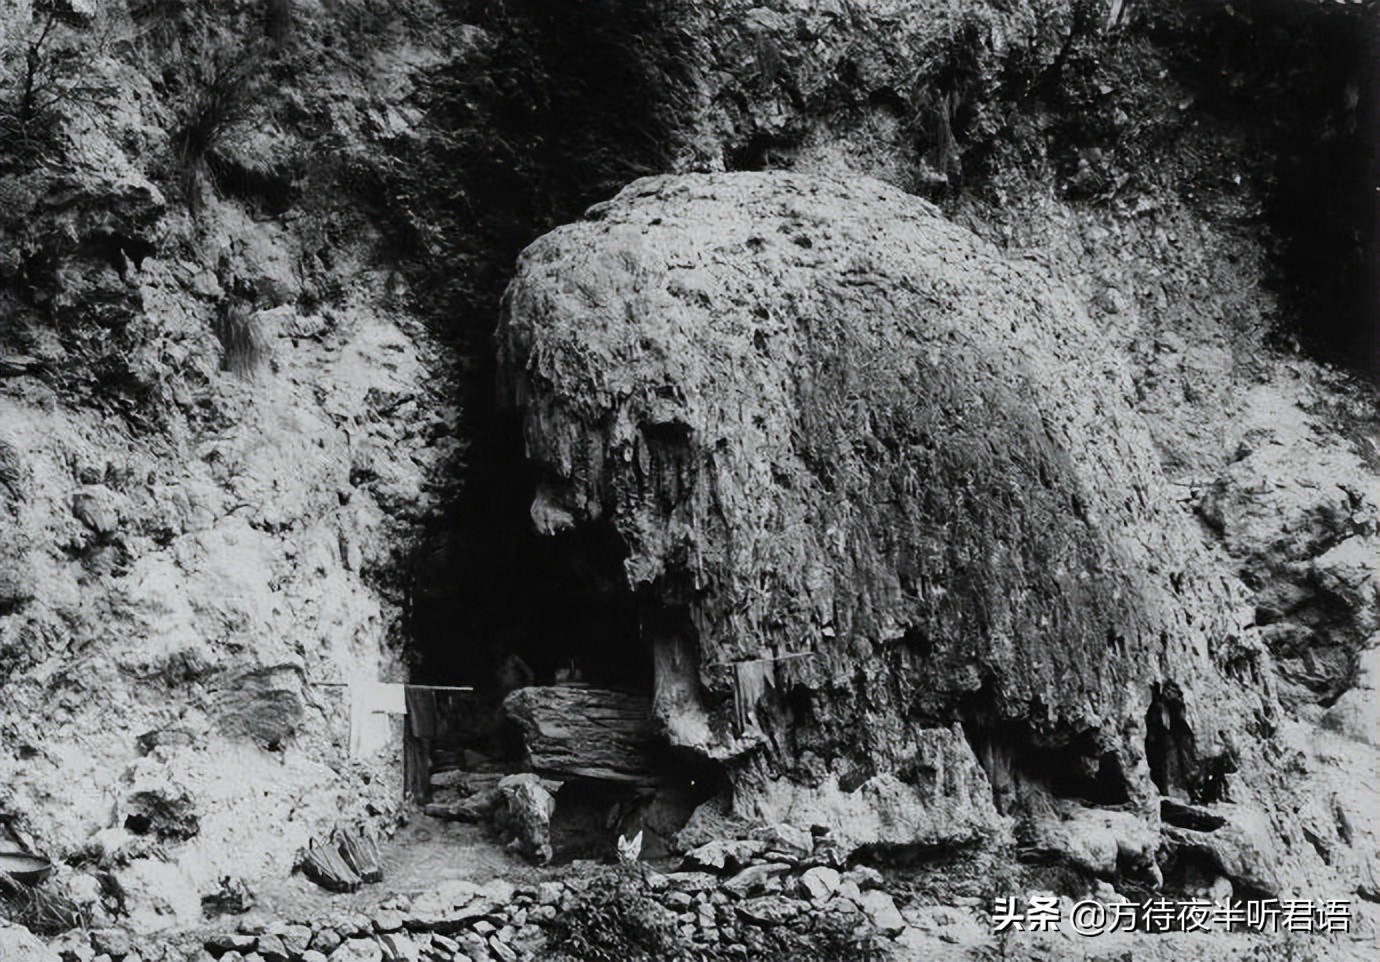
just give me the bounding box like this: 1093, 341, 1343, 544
0, 0, 459, 931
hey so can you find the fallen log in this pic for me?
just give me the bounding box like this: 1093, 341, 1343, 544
502, 686, 660, 784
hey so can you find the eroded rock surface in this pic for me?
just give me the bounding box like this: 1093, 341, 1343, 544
498, 171, 1275, 854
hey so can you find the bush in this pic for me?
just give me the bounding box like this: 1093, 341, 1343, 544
546, 872, 686, 961
213, 301, 268, 375
0, 2, 111, 169
171, 48, 258, 203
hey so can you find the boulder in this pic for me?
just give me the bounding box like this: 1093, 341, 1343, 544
735, 894, 799, 927
329, 939, 384, 962
495, 774, 557, 864
722, 862, 792, 898
682, 838, 767, 873
798, 866, 840, 902
254, 934, 289, 962
855, 889, 906, 935
501, 686, 658, 783
499, 171, 1273, 850
0, 922, 60, 962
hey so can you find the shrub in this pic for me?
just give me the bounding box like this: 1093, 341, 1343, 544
171, 48, 258, 203
545, 872, 686, 962
213, 301, 268, 375
0, 1, 111, 169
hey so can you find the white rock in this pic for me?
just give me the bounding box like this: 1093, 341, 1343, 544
856, 889, 906, 935
0, 922, 60, 962
330, 938, 384, 962
799, 866, 841, 902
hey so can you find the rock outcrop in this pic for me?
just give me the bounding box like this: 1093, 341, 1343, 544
498, 171, 1276, 855
0, 0, 461, 930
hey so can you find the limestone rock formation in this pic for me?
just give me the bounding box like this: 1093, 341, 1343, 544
499, 171, 1276, 854
0, 0, 461, 927
502, 686, 659, 783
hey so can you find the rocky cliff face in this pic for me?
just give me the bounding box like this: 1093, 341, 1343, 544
0, 0, 460, 931
1, 0, 1377, 953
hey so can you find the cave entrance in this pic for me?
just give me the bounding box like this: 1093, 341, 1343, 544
411, 515, 655, 776
403, 445, 720, 857
1145, 683, 1195, 800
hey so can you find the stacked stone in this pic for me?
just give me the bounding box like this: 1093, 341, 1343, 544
46, 828, 922, 962
649, 824, 907, 953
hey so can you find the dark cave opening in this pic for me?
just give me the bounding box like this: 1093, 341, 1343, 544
402, 407, 725, 847
1145, 682, 1231, 804
1162, 0, 1380, 375
407, 409, 650, 699
960, 697, 1134, 813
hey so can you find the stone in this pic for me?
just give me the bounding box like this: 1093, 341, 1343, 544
377, 933, 419, 962
302, 953, 328, 962
750, 822, 813, 857
798, 866, 840, 902
487, 936, 516, 962
835, 880, 863, 906
536, 881, 564, 905
722, 862, 792, 898
330, 939, 384, 962
843, 865, 883, 890
453, 932, 489, 962
67, 872, 104, 907
1164, 803, 1285, 897
253, 934, 289, 962
48, 930, 96, 962
855, 889, 905, 935
477, 879, 516, 904
501, 686, 659, 783
372, 911, 404, 934
309, 929, 343, 955
0, 922, 61, 962
92, 929, 134, 958
427, 793, 506, 827
340, 914, 376, 938
495, 774, 557, 864
72, 486, 120, 538
682, 839, 768, 873
665, 891, 693, 909
663, 871, 720, 892
274, 925, 313, 956
499, 171, 1273, 853
736, 895, 799, 927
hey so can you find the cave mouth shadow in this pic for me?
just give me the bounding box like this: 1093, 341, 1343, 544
1163, 1, 1380, 376
407, 404, 653, 699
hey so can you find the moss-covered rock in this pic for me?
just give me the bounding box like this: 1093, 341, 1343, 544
499, 171, 1274, 849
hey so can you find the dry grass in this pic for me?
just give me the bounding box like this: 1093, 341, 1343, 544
213, 301, 269, 375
